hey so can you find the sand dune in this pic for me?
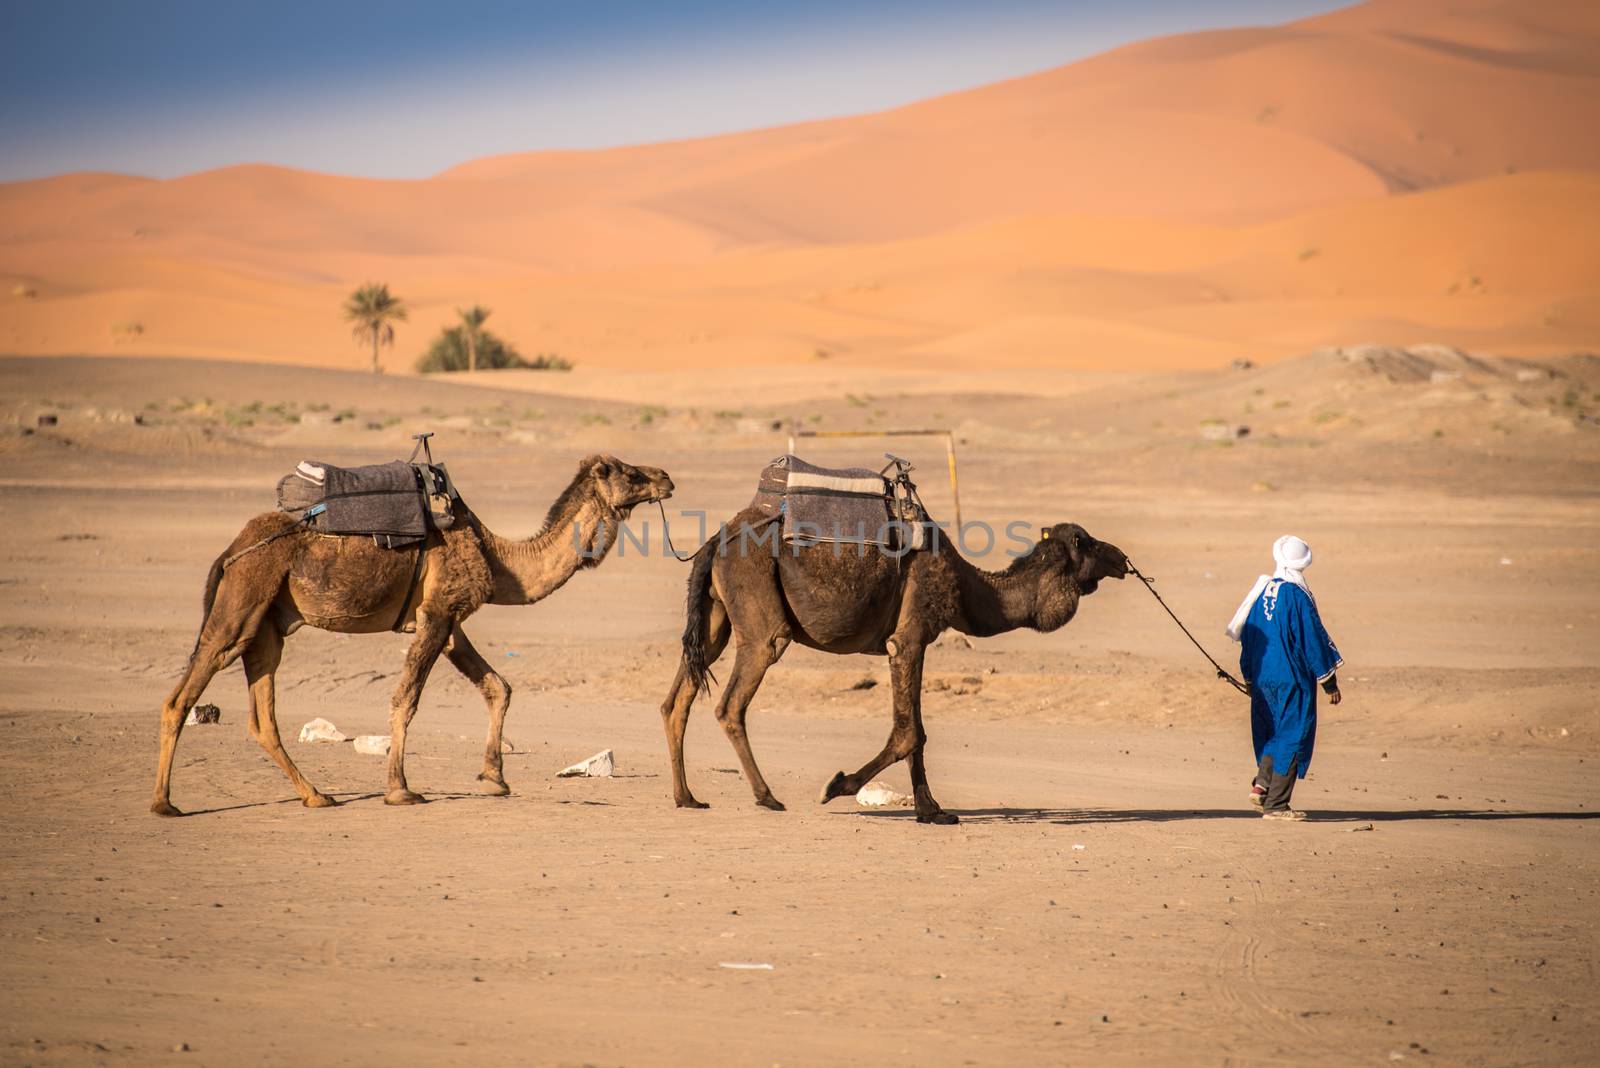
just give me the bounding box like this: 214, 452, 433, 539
6, 171, 1593, 371
443, 0, 1600, 236
1, 0, 1596, 371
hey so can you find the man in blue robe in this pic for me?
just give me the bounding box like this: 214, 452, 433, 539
1226, 536, 1342, 820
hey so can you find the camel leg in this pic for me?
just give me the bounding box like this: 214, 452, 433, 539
152, 663, 216, 818
714, 633, 788, 811
384, 612, 452, 806
240, 621, 337, 809
150, 577, 274, 817
905, 692, 956, 825
659, 599, 730, 809
444, 625, 514, 797
818, 639, 933, 813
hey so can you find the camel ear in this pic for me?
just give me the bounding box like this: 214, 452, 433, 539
592, 460, 613, 479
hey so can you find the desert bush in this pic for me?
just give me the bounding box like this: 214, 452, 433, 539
417, 325, 526, 373
416, 327, 572, 374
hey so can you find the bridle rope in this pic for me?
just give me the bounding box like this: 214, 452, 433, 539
1126, 560, 1250, 695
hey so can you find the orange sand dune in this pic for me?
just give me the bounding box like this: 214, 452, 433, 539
443, 0, 1600, 238
4, 171, 1594, 372
1, 0, 1596, 372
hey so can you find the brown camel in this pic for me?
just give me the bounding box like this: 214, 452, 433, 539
659, 514, 1129, 824
152, 454, 673, 817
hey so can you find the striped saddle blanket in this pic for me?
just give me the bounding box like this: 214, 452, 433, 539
749, 455, 926, 550
276, 459, 457, 549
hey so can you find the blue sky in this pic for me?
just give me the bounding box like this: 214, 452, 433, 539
1, 0, 1343, 181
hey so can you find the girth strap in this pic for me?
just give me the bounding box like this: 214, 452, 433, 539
391, 539, 427, 632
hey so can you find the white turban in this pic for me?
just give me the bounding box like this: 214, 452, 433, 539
1226, 535, 1315, 641
1272, 535, 1313, 595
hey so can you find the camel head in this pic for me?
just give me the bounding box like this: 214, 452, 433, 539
1038, 522, 1129, 597
580, 453, 675, 518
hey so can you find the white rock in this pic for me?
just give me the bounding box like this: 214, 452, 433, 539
855, 781, 913, 807
557, 749, 614, 777
353, 735, 391, 756
184, 704, 220, 726
1200, 423, 1249, 441
298, 717, 346, 744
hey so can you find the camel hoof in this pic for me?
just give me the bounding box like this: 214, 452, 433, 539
385, 789, 427, 806
477, 776, 511, 797
756, 796, 787, 812
818, 771, 848, 805
303, 792, 339, 809
150, 800, 184, 818
675, 797, 710, 810
917, 810, 960, 826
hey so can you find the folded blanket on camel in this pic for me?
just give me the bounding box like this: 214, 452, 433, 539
276, 459, 457, 548
748, 454, 926, 550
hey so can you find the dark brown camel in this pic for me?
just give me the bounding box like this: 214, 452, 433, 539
152, 455, 673, 816
659, 513, 1129, 824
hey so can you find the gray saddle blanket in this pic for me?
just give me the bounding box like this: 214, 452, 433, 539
276, 460, 457, 548
749, 455, 925, 549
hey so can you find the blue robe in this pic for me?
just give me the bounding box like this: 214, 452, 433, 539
1238, 580, 1342, 779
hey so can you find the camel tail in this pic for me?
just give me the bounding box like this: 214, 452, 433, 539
681, 537, 719, 695
188, 551, 229, 661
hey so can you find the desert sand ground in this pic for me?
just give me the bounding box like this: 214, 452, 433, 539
1, 352, 1596, 1066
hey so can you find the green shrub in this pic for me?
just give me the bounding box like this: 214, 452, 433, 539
416, 326, 561, 373
525, 353, 573, 370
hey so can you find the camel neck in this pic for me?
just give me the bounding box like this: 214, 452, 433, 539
478, 493, 619, 605
950, 547, 1078, 637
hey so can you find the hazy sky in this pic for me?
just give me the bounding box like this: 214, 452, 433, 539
1, 0, 1343, 182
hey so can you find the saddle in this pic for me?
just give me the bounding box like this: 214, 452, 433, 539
749, 454, 927, 550
275, 442, 459, 549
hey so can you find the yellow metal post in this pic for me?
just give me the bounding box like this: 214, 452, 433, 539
945, 431, 962, 532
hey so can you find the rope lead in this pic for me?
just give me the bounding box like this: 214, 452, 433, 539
655, 499, 697, 562
1127, 561, 1250, 695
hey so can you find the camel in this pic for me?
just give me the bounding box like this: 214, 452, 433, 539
152, 454, 673, 817
659, 512, 1129, 824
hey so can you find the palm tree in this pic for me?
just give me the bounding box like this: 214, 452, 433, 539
343, 283, 407, 374
457, 305, 491, 374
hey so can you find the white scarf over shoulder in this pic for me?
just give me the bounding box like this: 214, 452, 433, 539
1226, 535, 1314, 641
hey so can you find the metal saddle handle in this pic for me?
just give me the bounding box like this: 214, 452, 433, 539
881, 452, 915, 477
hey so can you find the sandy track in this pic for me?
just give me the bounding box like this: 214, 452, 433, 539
1, 355, 1597, 1065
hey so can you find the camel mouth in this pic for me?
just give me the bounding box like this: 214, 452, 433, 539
631, 491, 671, 508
